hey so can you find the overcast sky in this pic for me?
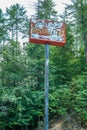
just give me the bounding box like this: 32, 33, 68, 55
0, 0, 71, 17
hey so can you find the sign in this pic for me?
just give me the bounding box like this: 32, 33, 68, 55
29, 19, 66, 46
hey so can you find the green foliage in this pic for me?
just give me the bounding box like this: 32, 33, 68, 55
25, 44, 45, 89
0, 1, 87, 129
49, 85, 71, 116
50, 24, 74, 86
0, 9, 8, 43
6, 3, 28, 41
67, 0, 87, 62
70, 74, 87, 126
35, 0, 57, 19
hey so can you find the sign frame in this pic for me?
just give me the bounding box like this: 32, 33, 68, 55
29, 19, 66, 46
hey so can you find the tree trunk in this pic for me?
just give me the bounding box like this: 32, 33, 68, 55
83, 34, 87, 63
21, 126, 23, 130
84, 43, 87, 63
12, 26, 14, 40
2, 40, 5, 87
25, 126, 28, 130
12, 127, 15, 130
16, 21, 18, 43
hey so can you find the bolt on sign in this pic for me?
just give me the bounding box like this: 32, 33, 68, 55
29, 19, 66, 46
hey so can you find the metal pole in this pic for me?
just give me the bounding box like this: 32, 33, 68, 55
45, 44, 49, 130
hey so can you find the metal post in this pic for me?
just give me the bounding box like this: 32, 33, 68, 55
45, 44, 49, 130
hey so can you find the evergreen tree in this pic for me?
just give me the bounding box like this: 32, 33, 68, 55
0, 9, 8, 50
6, 4, 28, 42
36, 0, 57, 19
0, 9, 6, 43
67, 0, 87, 62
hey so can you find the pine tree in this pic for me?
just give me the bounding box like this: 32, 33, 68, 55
0, 9, 8, 46
67, 0, 87, 63
36, 0, 57, 19
6, 4, 28, 42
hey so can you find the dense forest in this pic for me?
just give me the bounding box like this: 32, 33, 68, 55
0, 0, 87, 130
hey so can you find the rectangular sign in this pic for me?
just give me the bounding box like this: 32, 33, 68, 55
29, 19, 66, 46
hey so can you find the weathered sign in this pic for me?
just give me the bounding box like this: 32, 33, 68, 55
29, 19, 66, 46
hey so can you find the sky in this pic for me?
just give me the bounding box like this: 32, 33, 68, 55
0, 0, 71, 17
